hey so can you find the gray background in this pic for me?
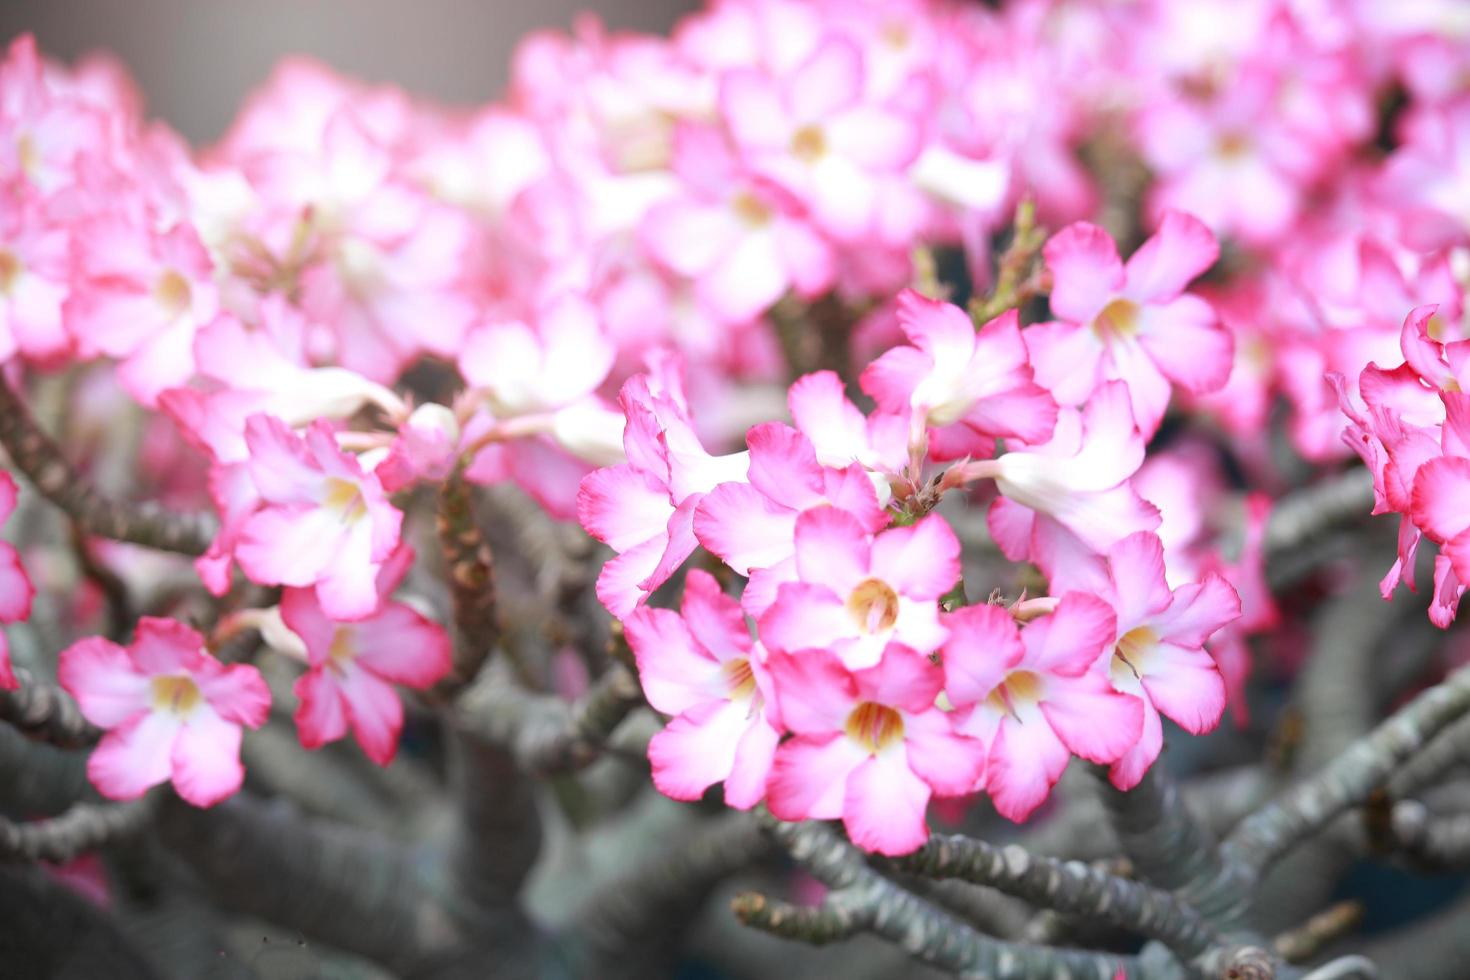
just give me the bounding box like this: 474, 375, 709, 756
0, 0, 698, 144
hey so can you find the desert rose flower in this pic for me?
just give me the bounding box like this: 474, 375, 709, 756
0, 471, 35, 690
58, 618, 270, 806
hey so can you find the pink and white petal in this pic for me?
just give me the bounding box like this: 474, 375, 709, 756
1108, 697, 1163, 791
278, 588, 337, 666
1106, 532, 1174, 627
648, 699, 747, 801
789, 370, 869, 463
87, 712, 178, 801
313, 531, 385, 622
340, 665, 405, 766
871, 515, 961, 600
986, 496, 1037, 564
742, 557, 797, 619
129, 618, 208, 675
1152, 573, 1242, 648
595, 536, 666, 619
349, 604, 453, 689
0, 543, 33, 622
942, 604, 1025, 708
746, 423, 823, 506
724, 715, 781, 810
891, 601, 949, 662
767, 733, 866, 821
170, 708, 245, 806
1412, 456, 1470, 543
789, 38, 862, 121
1042, 222, 1124, 324
680, 569, 751, 665
1023, 594, 1117, 676
986, 714, 1069, 822
640, 198, 739, 277
853, 644, 945, 714
843, 751, 932, 855
828, 106, 920, 170
195, 662, 271, 728
961, 382, 1059, 447
765, 647, 859, 735
241, 414, 326, 505
720, 70, 790, 151
624, 607, 721, 717
0, 633, 14, 692
577, 465, 673, 552
699, 231, 790, 323
293, 668, 349, 750
860, 344, 933, 414
1123, 211, 1219, 303
905, 711, 986, 796
1041, 672, 1144, 764
1137, 296, 1232, 394
1024, 321, 1104, 407
758, 582, 855, 657
234, 506, 340, 588
693, 482, 798, 575
1140, 642, 1227, 735
0, 471, 16, 524
1106, 341, 1172, 440
793, 507, 871, 596
57, 637, 150, 728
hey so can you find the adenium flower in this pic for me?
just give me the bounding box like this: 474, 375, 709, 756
942, 595, 1144, 822
862, 289, 1056, 459
0, 471, 35, 690
232, 414, 403, 620
1065, 532, 1240, 789
276, 546, 452, 766
1028, 212, 1229, 439
57, 618, 270, 806
766, 643, 984, 856
623, 569, 779, 807
758, 508, 958, 671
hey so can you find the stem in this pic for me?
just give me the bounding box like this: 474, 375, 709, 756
0, 665, 101, 748
0, 796, 153, 863
0, 376, 215, 555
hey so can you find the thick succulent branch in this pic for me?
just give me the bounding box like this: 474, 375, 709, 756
0, 863, 163, 979
0, 796, 153, 863
898, 834, 1220, 959
433, 474, 499, 698
0, 665, 101, 748
1262, 468, 1375, 560
0, 377, 214, 555
1223, 663, 1470, 880
762, 817, 1140, 979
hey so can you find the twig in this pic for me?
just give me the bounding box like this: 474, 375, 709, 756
761, 817, 1140, 979
1224, 664, 1470, 880
898, 835, 1220, 959
0, 376, 214, 555
0, 796, 154, 863
1262, 469, 1374, 561
732, 891, 865, 944
1272, 901, 1364, 963
0, 665, 101, 748
1380, 800, 1470, 870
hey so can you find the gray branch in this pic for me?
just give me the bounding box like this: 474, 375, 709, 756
0, 665, 101, 749
0, 796, 153, 863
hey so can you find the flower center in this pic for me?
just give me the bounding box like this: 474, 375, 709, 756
1092, 298, 1141, 343
723, 656, 757, 700
153, 269, 193, 319
731, 190, 771, 228
846, 577, 901, 635
845, 700, 905, 754
16, 133, 38, 179
1111, 626, 1157, 683
327, 627, 357, 675
151, 674, 202, 717
322, 477, 369, 523
0, 250, 20, 295
985, 669, 1042, 716
791, 124, 827, 163
1215, 131, 1250, 160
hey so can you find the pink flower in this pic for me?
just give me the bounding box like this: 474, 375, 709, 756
965, 381, 1161, 576
861, 290, 1057, 459
278, 547, 451, 766
0, 471, 36, 690
640, 122, 834, 324
766, 643, 984, 856
0, 192, 71, 363
64, 216, 220, 406
942, 596, 1143, 822
57, 618, 270, 806
1027, 212, 1229, 438
623, 570, 779, 807
1069, 532, 1240, 789
720, 36, 921, 244
758, 508, 958, 671
232, 415, 403, 620
693, 421, 885, 593
787, 369, 908, 479
578, 360, 748, 618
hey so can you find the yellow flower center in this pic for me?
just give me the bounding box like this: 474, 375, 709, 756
1215, 132, 1250, 160
153, 269, 193, 319
322, 477, 368, 523
731, 190, 771, 228
327, 627, 357, 675
1111, 626, 1157, 683
151, 674, 202, 717
846, 577, 900, 635
985, 669, 1042, 717
845, 700, 905, 754
723, 656, 757, 700
0, 250, 19, 295
1092, 298, 1141, 343
791, 124, 827, 163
